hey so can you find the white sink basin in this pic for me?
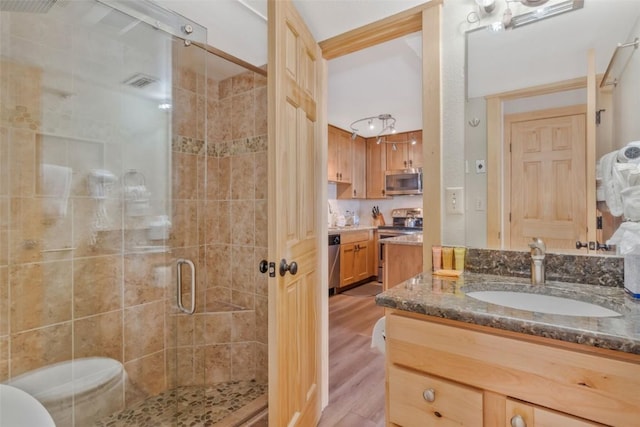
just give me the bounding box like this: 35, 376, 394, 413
466, 291, 621, 317
0, 384, 56, 426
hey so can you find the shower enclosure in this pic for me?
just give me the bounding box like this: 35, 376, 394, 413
0, 0, 268, 425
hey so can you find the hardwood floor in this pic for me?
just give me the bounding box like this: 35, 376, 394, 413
318, 286, 386, 427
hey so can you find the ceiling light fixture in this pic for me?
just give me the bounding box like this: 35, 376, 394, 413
350, 113, 397, 141
492, 0, 582, 31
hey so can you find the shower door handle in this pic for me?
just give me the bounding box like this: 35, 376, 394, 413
176, 258, 196, 314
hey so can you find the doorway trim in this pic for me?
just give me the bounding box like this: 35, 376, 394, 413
485, 68, 598, 249
315, 0, 443, 411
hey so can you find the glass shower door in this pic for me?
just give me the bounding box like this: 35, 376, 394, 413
0, 0, 206, 425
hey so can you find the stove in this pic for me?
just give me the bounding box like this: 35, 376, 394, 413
377, 208, 423, 281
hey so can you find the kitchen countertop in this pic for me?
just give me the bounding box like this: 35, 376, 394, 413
375, 271, 640, 355
328, 225, 377, 233
380, 233, 422, 246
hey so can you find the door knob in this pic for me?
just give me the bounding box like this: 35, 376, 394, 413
575, 241, 588, 250
279, 259, 298, 276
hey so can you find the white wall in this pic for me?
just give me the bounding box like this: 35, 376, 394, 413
613, 15, 640, 150
441, 1, 469, 246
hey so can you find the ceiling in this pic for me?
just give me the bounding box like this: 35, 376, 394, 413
155, 0, 640, 136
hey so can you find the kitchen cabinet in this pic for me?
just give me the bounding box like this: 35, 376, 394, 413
385, 312, 640, 427
366, 137, 387, 198
385, 130, 423, 170
328, 125, 352, 183
339, 230, 374, 287
383, 241, 423, 290
338, 134, 366, 199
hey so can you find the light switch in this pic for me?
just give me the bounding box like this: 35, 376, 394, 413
446, 187, 464, 215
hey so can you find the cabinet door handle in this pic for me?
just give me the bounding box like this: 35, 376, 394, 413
409, 159, 413, 167
404, 160, 407, 168
510, 415, 526, 427
336, 172, 339, 180
353, 189, 356, 197
422, 388, 435, 402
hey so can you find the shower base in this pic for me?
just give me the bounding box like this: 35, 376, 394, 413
94, 380, 267, 427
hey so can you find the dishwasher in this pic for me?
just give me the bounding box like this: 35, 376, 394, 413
328, 234, 341, 293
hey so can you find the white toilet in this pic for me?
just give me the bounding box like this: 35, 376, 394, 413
7, 357, 126, 426
0, 384, 56, 426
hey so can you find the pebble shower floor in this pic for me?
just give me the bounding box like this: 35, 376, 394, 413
94, 380, 268, 426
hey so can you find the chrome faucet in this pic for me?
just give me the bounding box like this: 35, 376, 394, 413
528, 237, 546, 285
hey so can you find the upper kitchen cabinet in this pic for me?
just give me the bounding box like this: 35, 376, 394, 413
366, 137, 387, 199
337, 132, 367, 199
385, 130, 423, 170
328, 125, 352, 183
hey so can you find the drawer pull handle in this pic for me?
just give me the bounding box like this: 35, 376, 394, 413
510, 415, 526, 427
422, 388, 435, 402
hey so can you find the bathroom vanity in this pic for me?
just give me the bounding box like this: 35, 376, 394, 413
375, 272, 640, 426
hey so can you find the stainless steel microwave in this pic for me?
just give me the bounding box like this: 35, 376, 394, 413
384, 168, 422, 195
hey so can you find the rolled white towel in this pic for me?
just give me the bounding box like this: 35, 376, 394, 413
600, 151, 624, 217
370, 316, 386, 354
40, 164, 72, 219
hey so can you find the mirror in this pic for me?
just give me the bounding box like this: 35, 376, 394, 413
464, 0, 640, 255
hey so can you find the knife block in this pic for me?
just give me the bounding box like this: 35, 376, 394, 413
373, 214, 385, 226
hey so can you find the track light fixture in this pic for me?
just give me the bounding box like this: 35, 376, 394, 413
350, 113, 397, 141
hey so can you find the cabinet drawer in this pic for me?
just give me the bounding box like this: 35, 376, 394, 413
506, 398, 606, 427
386, 312, 640, 426
340, 230, 370, 244
389, 365, 483, 427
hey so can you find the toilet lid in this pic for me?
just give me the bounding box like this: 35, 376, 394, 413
7, 357, 123, 403
0, 384, 56, 427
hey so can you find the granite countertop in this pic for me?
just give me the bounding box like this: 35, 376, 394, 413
375, 271, 640, 355
381, 233, 423, 246
328, 225, 377, 233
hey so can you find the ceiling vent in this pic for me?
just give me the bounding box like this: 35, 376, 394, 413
0, 0, 58, 13
122, 73, 158, 89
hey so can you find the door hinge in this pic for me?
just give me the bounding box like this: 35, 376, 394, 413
597, 216, 603, 230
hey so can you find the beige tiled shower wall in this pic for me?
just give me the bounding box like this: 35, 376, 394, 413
167, 59, 268, 389
0, 56, 171, 422
0, 53, 267, 427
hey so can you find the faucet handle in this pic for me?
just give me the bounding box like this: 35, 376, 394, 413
529, 237, 546, 253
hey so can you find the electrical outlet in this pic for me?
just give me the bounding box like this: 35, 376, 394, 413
446, 187, 464, 215
475, 160, 486, 174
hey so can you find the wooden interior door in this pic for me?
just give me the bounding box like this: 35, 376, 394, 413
507, 108, 587, 252
267, 0, 323, 425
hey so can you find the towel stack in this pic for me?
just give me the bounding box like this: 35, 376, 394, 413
40, 164, 72, 219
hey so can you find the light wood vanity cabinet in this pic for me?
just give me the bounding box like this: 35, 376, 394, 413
385, 311, 640, 427
339, 230, 374, 287
328, 125, 352, 183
